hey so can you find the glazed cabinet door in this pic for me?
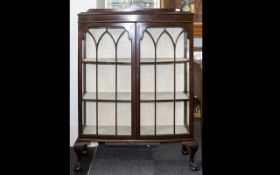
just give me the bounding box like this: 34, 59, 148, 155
136, 22, 194, 139
78, 23, 137, 139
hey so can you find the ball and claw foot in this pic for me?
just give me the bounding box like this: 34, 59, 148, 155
182, 140, 199, 171
73, 141, 88, 172
182, 147, 189, 155
81, 145, 88, 155
74, 162, 82, 172
190, 161, 199, 171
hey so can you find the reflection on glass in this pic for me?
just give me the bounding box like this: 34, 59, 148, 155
106, 0, 160, 9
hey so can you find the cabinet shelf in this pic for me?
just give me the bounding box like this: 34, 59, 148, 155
140, 92, 189, 102
83, 125, 131, 135
82, 58, 131, 65
82, 92, 189, 102
141, 58, 189, 64
82, 58, 189, 65
82, 92, 131, 102
141, 125, 189, 135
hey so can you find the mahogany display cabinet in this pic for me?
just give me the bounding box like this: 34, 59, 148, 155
74, 8, 199, 171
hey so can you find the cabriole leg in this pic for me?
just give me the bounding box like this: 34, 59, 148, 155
73, 140, 88, 172
182, 140, 199, 171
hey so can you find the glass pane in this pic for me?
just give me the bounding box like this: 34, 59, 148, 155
98, 102, 116, 135
175, 101, 189, 134
117, 103, 131, 135
140, 102, 155, 135
156, 102, 174, 135
157, 64, 174, 92
84, 101, 96, 135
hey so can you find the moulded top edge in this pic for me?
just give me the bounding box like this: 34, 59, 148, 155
78, 8, 194, 16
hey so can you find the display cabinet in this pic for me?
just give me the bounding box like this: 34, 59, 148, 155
74, 8, 199, 171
